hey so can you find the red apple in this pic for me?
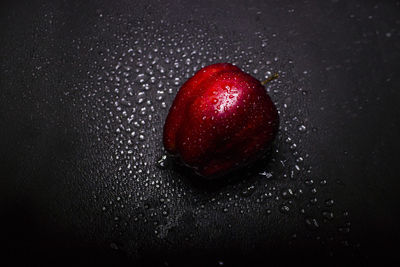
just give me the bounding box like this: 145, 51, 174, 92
163, 63, 279, 178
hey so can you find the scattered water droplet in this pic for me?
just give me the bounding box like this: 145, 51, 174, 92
110, 242, 119, 250
241, 185, 256, 197
281, 188, 294, 199
298, 125, 306, 132
279, 204, 291, 214
322, 210, 334, 220
325, 199, 334, 207
156, 154, 168, 169
259, 171, 273, 179
305, 218, 320, 229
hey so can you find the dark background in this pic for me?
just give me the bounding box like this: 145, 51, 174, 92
1, 0, 399, 266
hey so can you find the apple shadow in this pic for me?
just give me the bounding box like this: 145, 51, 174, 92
166, 145, 279, 193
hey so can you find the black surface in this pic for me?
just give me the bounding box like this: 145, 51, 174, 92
1, 0, 400, 266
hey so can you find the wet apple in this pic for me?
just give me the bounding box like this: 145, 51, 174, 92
163, 63, 279, 178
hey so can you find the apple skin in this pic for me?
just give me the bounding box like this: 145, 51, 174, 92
163, 63, 279, 178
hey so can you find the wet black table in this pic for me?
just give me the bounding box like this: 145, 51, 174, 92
1, 0, 399, 266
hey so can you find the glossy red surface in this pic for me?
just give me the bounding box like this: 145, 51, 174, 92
163, 63, 279, 177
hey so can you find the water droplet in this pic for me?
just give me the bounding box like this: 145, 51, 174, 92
110, 243, 119, 250
156, 154, 168, 169
162, 209, 169, 217
322, 210, 334, 220
280, 204, 290, 214
305, 218, 319, 229
320, 179, 327, 185
259, 171, 273, 179
241, 185, 256, 197
304, 179, 314, 186
281, 188, 294, 199
298, 125, 306, 132
325, 199, 334, 207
